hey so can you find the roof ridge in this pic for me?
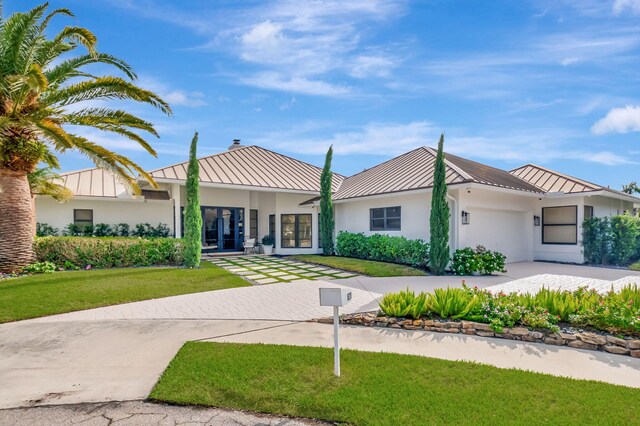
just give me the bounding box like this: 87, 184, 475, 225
425, 147, 474, 181
59, 167, 101, 176
514, 163, 601, 190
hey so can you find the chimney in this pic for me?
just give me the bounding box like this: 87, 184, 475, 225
228, 139, 243, 150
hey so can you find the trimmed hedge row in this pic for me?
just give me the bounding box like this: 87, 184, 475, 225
335, 231, 429, 268
583, 215, 640, 266
34, 237, 185, 269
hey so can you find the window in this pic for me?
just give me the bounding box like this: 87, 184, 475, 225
318, 213, 322, 249
542, 206, 577, 245
584, 205, 594, 220
250, 209, 258, 239
74, 209, 93, 227
281, 214, 312, 248
370, 206, 401, 231
269, 214, 276, 241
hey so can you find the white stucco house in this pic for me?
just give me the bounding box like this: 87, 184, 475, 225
35, 140, 639, 264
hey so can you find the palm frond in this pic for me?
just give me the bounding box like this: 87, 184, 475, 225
27, 166, 73, 201
45, 53, 136, 85
53, 26, 97, 57
64, 108, 159, 136
44, 77, 172, 114
35, 118, 74, 149
40, 8, 74, 30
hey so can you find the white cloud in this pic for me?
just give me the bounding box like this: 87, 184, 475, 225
591, 105, 640, 134
613, 0, 640, 15
252, 121, 634, 166
239, 73, 351, 96
137, 76, 207, 107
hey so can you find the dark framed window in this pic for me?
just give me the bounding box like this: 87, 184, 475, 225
269, 214, 276, 241
542, 205, 577, 245
281, 214, 312, 248
318, 213, 323, 249
250, 209, 258, 239
73, 209, 93, 227
370, 206, 401, 231
584, 205, 594, 220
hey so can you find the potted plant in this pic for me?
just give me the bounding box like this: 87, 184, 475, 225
261, 235, 275, 255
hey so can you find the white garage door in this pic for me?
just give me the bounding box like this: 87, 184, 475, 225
464, 209, 529, 263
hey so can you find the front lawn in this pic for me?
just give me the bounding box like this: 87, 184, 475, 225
0, 263, 249, 323
290, 255, 427, 277
150, 342, 639, 425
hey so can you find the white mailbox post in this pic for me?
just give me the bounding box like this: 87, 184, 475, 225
319, 287, 352, 377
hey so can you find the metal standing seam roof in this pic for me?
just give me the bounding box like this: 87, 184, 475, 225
333, 147, 542, 201
509, 164, 603, 194
149, 145, 344, 193
57, 168, 128, 197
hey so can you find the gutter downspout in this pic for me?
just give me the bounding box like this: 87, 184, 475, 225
446, 193, 458, 252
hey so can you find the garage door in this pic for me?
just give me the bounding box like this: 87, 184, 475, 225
464, 209, 529, 263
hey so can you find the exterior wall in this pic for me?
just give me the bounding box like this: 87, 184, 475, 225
335, 191, 432, 241
35, 197, 174, 233
456, 187, 535, 263
532, 195, 585, 263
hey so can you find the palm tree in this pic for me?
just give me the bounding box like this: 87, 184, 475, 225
622, 181, 640, 195
28, 167, 72, 202
0, 3, 171, 272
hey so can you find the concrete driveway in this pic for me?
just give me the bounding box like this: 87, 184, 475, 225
2, 261, 640, 412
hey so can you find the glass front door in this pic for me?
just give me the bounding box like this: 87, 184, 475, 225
201, 207, 244, 251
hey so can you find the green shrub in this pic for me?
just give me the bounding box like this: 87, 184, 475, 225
379, 288, 427, 319
610, 215, 640, 265
34, 236, 185, 269
93, 223, 115, 237
115, 223, 130, 237
426, 287, 479, 319
21, 261, 57, 274
450, 245, 506, 275
379, 283, 640, 335
335, 231, 429, 268
35, 222, 59, 237
583, 214, 640, 265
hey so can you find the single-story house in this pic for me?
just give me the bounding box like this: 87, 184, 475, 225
35, 140, 639, 264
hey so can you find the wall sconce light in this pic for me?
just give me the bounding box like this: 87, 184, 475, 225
461, 210, 470, 225
534, 215, 541, 226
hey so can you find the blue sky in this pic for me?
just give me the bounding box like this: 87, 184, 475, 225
8, 0, 640, 188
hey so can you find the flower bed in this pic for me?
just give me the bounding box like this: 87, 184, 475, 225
338, 313, 640, 357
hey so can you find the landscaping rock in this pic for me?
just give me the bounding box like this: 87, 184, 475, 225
603, 345, 630, 355
631, 350, 640, 358
390, 324, 401, 329
375, 322, 389, 328
544, 337, 564, 346
423, 319, 435, 327
606, 336, 627, 347
431, 327, 459, 333
495, 333, 516, 340
510, 327, 530, 336
476, 331, 495, 337
627, 340, 640, 350
559, 333, 577, 341
440, 321, 461, 329
412, 319, 423, 327
529, 331, 544, 339
473, 323, 494, 332
374, 316, 389, 323
520, 335, 537, 342
403, 325, 418, 330
577, 333, 606, 346
399, 319, 413, 326
461, 321, 476, 329
568, 340, 597, 351
462, 329, 476, 335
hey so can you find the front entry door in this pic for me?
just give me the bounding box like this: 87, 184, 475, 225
202, 207, 244, 251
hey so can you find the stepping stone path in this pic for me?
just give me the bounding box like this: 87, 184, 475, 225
207, 255, 359, 284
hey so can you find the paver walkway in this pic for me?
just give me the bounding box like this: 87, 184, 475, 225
208, 255, 358, 284
485, 273, 640, 294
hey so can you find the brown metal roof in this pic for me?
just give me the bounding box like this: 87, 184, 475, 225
509, 164, 601, 194
333, 147, 542, 200
149, 145, 344, 193
58, 168, 128, 198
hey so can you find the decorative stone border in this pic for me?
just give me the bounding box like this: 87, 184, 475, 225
333, 312, 640, 358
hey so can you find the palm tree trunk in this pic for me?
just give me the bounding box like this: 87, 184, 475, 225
0, 169, 36, 272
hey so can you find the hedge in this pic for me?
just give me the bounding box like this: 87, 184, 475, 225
583, 215, 640, 266
335, 231, 429, 268
34, 236, 185, 269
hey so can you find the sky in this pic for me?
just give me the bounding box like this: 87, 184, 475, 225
7, 0, 640, 189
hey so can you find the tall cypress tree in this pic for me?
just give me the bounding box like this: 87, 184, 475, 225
429, 133, 450, 275
320, 145, 335, 255
183, 132, 202, 268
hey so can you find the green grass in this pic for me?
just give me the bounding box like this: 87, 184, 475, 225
290, 255, 427, 277
150, 343, 640, 426
0, 263, 249, 323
